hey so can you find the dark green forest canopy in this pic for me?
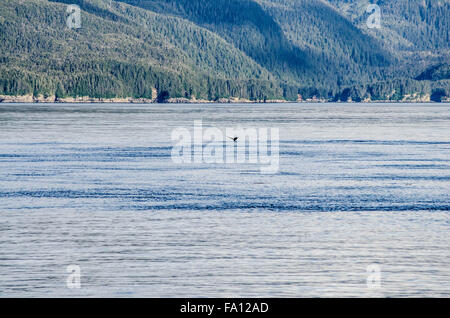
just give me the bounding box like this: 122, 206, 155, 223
0, 0, 449, 101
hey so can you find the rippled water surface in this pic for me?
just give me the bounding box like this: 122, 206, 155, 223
0, 103, 449, 297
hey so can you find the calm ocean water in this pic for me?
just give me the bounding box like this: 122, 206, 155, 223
0, 103, 449, 297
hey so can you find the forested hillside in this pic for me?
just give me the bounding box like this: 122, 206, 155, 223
326, 0, 449, 53
256, 0, 392, 96
0, 0, 448, 102
121, 0, 311, 85
0, 0, 287, 101
326, 0, 449, 77
324, 0, 450, 101
417, 63, 450, 81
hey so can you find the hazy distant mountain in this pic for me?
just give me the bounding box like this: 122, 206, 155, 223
0, 0, 448, 102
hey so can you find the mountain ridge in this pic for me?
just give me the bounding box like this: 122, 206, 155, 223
0, 0, 448, 102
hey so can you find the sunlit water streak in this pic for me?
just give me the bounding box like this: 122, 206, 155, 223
0, 103, 449, 297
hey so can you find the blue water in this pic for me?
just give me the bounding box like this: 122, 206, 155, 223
0, 103, 449, 297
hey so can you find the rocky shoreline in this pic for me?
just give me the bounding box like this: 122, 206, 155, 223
0, 94, 448, 104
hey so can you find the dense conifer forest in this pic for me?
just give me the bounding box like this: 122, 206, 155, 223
0, 0, 448, 102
